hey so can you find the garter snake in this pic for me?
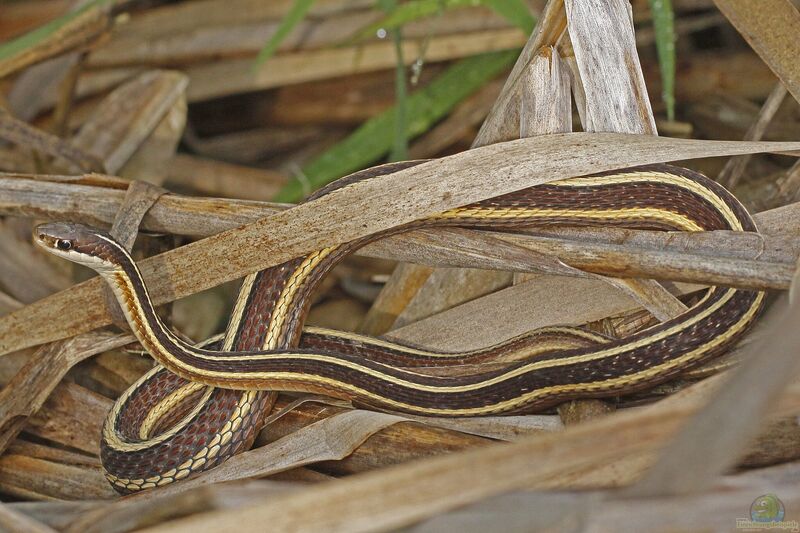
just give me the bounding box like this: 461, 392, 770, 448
34, 163, 764, 492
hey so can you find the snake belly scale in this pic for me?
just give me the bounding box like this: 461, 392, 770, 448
33, 163, 764, 492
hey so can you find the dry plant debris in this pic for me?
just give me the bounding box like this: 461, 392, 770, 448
1, 0, 800, 531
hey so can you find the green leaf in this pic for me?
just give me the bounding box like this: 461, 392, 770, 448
273, 49, 518, 203
0, 0, 112, 63
254, 0, 317, 67
482, 0, 536, 33
648, 0, 676, 121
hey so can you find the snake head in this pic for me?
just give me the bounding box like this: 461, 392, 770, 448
34, 222, 125, 274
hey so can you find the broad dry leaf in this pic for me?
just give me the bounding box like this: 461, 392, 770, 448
713, 0, 800, 103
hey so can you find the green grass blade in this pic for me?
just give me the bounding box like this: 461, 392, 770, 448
273, 49, 518, 203
254, 0, 317, 67
388, 30, 409, 161
349, 0, 475, 43
347, 0, 532, 44
378, 0, 409, 161
0, 0, 111, 62
648, 0, 676, 121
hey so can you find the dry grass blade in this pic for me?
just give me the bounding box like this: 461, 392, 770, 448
582, 478, 800, 532
564, 0, 656, 134
255, 396, 495, 477
388, 228, 582, 278
0, 110, 103, 172
400, 414, 562, 441
485, 225, 797, 288
367, 203, 800, 351
0, 447, 115, 501
388, 269, 513, 330
0, 292, 22, 315
3, 134, 800, 355
6, 501, 103, 531
26, 382, 112, 456
717, 81, 789, 189
166, 154, 287, 201
519, 47, 571, 137
103, 181, 166, 326
66, 483, 300, 533
597, 277, 687, 321
358, 263, 435, 336
776, 159, 800, 204
0, 221, 71, 304
7, 51, 81, 123
65, 408, 558, 530
109, 181, 167, 251
409, 463, 800, 532
382, 275, 657, 352
0, 501, 58, 533
0, 332, 133, 456
0, 173, 278, 238
712, 0, 800, 103
473, 0, 566, 146
71, 70, 189, 175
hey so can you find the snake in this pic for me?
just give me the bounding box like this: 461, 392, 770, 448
33, 163, 764, 493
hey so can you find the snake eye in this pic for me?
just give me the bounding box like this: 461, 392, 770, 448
56, 239, 72, 251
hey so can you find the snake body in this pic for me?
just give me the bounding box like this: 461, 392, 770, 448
34, 163, 764, 492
